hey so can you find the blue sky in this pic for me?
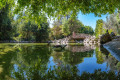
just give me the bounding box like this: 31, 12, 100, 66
77, 12, 108, 30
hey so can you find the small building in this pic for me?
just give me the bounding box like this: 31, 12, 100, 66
70, 32, 91, 42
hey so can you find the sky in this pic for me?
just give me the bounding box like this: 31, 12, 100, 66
49, 12, 108, 30
77, 12, 108, 30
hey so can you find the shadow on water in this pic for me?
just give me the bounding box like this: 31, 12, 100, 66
0, 43, 120, 79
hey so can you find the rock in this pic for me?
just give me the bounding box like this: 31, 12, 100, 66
100, 32, 112, 44
110, 32, 116, 39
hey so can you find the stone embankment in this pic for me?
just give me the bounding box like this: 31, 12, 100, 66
52, 31, 120, 46
52, 36, 71, 45
83, 36, 99, 45
83, 31, 120, 45
100, 31, 120, 44
101, 31, 120, 61
103, 41, 120, 61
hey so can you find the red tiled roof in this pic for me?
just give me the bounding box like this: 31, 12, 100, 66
72, 33, 90, 39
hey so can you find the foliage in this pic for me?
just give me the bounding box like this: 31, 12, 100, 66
95, 46, 104, 64
103, 13, 120, 35
64, 18, 94, 35
50, 17, 94, 40
49, 20, 64, 39
78, 25, 94, 35
0, 4, 14, 41
13, 20, 50, 42
95, 13, 120, 37
1, 0, 120, 18
1, 0, 120, 26
62, 18, 70, 36
95, 19, 104, 37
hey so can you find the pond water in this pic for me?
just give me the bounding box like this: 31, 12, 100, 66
0, 43, 120, 79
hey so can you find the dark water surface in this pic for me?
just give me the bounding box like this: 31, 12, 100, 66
0, 43, 120, 79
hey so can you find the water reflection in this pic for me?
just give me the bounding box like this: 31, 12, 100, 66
52, 49, 94, 65
0, 43, 120, 79
66, 45, 95, 52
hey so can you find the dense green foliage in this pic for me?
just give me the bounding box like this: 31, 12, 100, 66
12, 20, 50, 42
1, 0, 120, 26
1, 0, 120, 41
95, 13, 120, 37
0, 3, 94, 42
0, 3, 50, 42
0, 4, 13, 41
103, 13, 120, 35
68, 19, 93, 34
1, 0, 120, 17
50, 17, 94, 39
95, 19, 104, 37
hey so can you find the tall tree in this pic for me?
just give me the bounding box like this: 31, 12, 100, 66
0, 4, 13, 41
95, 19, 103, 37
103, 13, 120, 35
13, 19, 50, 42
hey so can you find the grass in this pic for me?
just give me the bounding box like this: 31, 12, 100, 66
0, 43, 48, 46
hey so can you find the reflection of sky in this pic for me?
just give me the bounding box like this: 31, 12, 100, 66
77, 52, 110, 75
7, 44, 118, 78
48, 50, 110, 75
12, 64, 27, 79
47, 56, 56, 71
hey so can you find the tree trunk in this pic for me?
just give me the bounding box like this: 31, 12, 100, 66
118, 8, 120, 18
119, 13, 120, 19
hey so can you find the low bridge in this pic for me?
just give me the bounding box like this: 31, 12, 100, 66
52, 32, 95, 45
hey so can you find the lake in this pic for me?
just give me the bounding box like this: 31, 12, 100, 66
0, 43, 120, 79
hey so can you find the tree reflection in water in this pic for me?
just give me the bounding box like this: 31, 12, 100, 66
95, 45, 120, 72
0, 43, 120, 79
0, 44, 51, 79
52, 48, 94, 65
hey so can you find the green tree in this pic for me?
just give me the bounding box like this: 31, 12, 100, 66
62, 18, 70, 36
50, 21, 63, 39
13, 19, 50, 42
0, 4, 13, 41
103, 13, 120, 35
78, 26, 94, 35
95, 19, 103, 37
12, 0, 120, 17
62, 18, 94, 36
50, 17, 94, 39
1, 0, 120, 25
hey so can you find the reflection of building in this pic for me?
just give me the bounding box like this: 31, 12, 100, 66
71, 32, 91, 42
66, 45, 95, 53
51, 48, 94, 65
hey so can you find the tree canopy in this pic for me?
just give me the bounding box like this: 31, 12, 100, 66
95, 19, 103, 37
49, 17, 94, 40
0, 0, 120, 41
1, 0, 120, 19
